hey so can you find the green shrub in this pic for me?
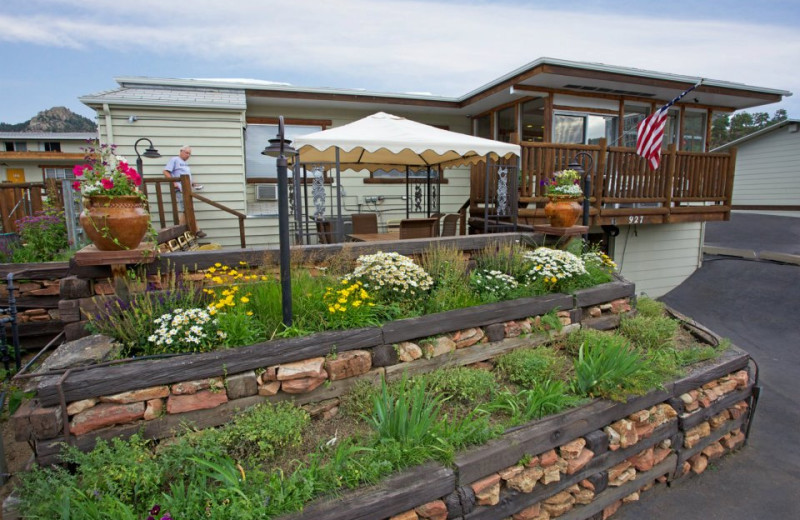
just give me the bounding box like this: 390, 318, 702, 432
635, 296, 666, 318
483, 380, 581, 426
418, 367, 499, 403
215, 401, 310, 463
474, 241, 531, 279
619, 315, 678, 351
8, 209, 69, 263
496, 347, 569, 388
571, 332, 644, 399
367, 377, 445, 446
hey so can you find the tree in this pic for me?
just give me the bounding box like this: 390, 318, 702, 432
710, 109, 788, 148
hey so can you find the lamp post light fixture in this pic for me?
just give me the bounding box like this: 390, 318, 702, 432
567, 152, 594, 245
262, 116, 297, 327
134, 137, 161, 178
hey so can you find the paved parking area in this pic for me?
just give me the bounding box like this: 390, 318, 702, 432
616, 214, 800, 519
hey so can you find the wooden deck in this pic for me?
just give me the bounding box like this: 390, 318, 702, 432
471, 140, 737, 226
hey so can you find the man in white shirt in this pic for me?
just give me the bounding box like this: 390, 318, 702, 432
163, 145, 206, 237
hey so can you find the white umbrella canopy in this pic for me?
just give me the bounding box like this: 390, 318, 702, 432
292, 112, 520, 171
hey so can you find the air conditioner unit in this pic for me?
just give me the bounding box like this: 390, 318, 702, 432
255, 184, 278, 201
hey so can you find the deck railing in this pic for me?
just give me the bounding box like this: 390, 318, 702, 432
471, 140, 737, 226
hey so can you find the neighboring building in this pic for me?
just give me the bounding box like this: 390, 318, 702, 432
714, 119, 800, 218
0, 132, 97, 183
79, 57, 791, 297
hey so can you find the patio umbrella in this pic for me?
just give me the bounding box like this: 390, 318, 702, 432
292, 111, 520, 170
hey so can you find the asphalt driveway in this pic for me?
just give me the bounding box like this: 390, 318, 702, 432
616, 214, 800, 519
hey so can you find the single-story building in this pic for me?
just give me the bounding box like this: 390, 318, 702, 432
79, 57, 791, 297
714, 119, 799, 218
0, 132, 96, 183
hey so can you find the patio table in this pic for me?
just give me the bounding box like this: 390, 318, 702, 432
347, 230, 400, 242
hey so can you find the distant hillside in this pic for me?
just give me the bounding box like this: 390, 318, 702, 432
0, 107, 97, 132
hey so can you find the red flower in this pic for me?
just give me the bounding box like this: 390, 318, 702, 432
72, 180, 81, 191
101, 178, 115, 190
73, 164, 88, 177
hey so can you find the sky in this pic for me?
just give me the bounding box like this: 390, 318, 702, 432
1, 0, 799, 124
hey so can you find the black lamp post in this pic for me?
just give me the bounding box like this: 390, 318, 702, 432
262, 116, 297, 327
134, 137, 161, 177
568, 152, 594, 245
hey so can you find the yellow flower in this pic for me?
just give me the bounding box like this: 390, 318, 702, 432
246, 311, 253, 316
214, 262, 222, 268
338, 298, 347, 304
352, 300, 362, 307
240, 297, 250, 303
204, 273, 212, 279
239, 261, 247, 266
341, 279, 348, 285
212, 276, 223, 284
328, 306, 336, 313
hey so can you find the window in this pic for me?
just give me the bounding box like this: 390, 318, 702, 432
682, 111, 707, 151
245, 123, 323, 179
622, 104, 650, 148
662, 109, 680, 148
43, 142, 62, 152
521, 98, 545, 143
4, 141, 27, 152
475, 115, 491, 139
553, 113, 618, 145
44, 167, 73, 180
497, 106, 516, 143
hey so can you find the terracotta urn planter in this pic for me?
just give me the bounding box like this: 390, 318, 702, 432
544, 197, 582, 228
80, 195, 150, 250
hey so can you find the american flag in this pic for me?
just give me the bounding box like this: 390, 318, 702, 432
636, 80, 703, 170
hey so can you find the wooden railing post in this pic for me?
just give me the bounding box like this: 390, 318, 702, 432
595, 140, 606, 226
180, 176, 197, 233
723, 148, 737, 221
664, 144, 677, 222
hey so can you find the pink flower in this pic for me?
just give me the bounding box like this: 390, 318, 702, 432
101, 178, 115, 190
73, 164, 88, 177
72, 180, 81, 191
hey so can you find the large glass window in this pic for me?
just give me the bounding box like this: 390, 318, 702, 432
662, 109, 680, 148
245, 123, 322, 179
497, 106, 516, 143
553, 113, 618, 145
475, 115, 491, 139
521, 98, 545, 143
682, 111, 707, 151
622, 104, 649, 148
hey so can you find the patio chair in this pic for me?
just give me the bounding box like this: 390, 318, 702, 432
351, 213, 379, 234
440, 213, 460, 236
399, 218, 438, 239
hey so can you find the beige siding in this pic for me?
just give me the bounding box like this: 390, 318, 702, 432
611, 223, 703, 298
731, 125, 800, 218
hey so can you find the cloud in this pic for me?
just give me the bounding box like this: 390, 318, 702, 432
1, 0, 797, 107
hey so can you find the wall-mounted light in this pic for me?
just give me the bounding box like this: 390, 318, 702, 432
128, 115, 138, 124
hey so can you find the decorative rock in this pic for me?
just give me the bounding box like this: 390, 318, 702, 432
608, 461, 632, 483
566, 448, 594, 475
539, 448, 558, 467
507, 466, 544, 493
540, 465, 561, 485
702, 441, 725, 460
452, 328, 485, 349
389, 511, 418, 520
559, 438, 586, 460
628, 447, 655, 472
66, 398, 99, 416
396, 342, 423, 362
512, 503, 541, 520
371, 343, 400, 367
573, 487, 595, 505
144, 399, 163, 420
588, 306, 602, 318
684, 422, 711, 448
690, 453, 708, 474
281, 375, 327, 394
70, 402, 145, 436
471, 474, 501, 506
504, 321, 522, 338
225, 371, 258, 400
422, 337, 456, 358
709, 410, 731, 430
325, 350, 371, 380
608, 419, 638, 448
415, 499, 447, 520
603, 500, 622, 519
277, 357, 326, 381
303, 398, 339, 418
732, 370, 749, 389
34, 334, 122, 374
543, 491, 575, 516
258, 381, 281, 396
166, 390, 228, 414
171, 378, 224, 395
322, 406, 339, 420
653, 447, 671, 465
499, 464, 524, 481
610, 298, 632, 314
518, 319, 533, 334
622, 492, 640, 503
260, 366, 279, 382
100, 386, 170, 404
